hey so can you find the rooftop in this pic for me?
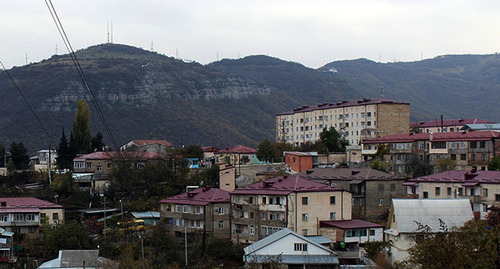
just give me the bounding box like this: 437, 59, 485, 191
218, 145, 257, 154
411, 118, 491, 128
406, 169, 500, 185
278, 98, 409, 115
131, 139, 172, 147
231, 175, 343, 195
297, 167, 402, 182
363, 130, 500, 144
0, 197, 62, 210
320, 219, 384, 229
160, 187, 230, 206
74, 151, 164, 161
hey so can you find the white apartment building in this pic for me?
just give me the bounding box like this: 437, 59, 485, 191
276, 98, 409, 147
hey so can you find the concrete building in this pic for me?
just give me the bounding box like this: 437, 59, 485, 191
284, 152, 316, 174
362, 131, 500, 177
0, 197, 64, 238
30, 149, 58, 172
0, 228, 15, 265
276, 98, 410, 147
37, 250, 115, 269
410, 118, 490, 133
404, 169, 500, 219
219, 164, 236, 192
215, 145, 258, 166
159, 187, 231, 239
297, 168, 405, 220
230, 175, 352, 244
385, 199, 473, 262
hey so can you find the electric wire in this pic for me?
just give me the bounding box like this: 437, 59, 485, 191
44, 0, 122, 158
0, 60, 57, 149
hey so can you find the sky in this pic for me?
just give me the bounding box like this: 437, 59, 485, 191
2, 0, 500, 69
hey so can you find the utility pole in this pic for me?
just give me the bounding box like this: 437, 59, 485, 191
184, 226, 188, 267
48, 147, 52, 185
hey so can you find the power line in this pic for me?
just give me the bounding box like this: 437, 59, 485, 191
44, 0, 122, 157
0, 60, 57, 149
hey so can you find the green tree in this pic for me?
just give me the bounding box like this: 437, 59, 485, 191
56, 127, 73, 169
9, 141, 29, 169
241, 155, 250, 165
436, 157, 457, 172
256, 139, 275, 163
319, 127, 347, 152
0, 144, 5, 168
488, 155, 500, 171
91, 131, 105, 152
408, 153, 433, 177
371, 158, 389, 172
72, 99, 92, 154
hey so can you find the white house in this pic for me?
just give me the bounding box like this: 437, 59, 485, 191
385, 199, 474, 262
37, 250, 115, 269
243, 228, 339, 268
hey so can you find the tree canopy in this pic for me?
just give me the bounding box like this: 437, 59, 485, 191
319, 127, 347, 152
256, 139, 275, 163
72, 99, 92, 154
9, 141, 29, 169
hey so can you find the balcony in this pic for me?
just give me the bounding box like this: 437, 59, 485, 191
181, 213, 204, 221
0, 220, 38, 227
233, 217, 256, 226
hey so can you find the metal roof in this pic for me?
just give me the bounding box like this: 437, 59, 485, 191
391, 199, 473, 234
131, 211, 160, 219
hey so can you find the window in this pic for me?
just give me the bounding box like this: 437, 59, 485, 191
52, 213, 59, 221
0, 214, 7, 222
423, 192, 428, 199
481, 154, 487, 161
28, 227, 36, 233
86, 162, 92, 169
330, 212, 336, 220
218, 221, 224, 229
294, 243, 308, 251
447, 187, 452, 196
74, 162, 84, 169
14, 214, 23, 221
459, 142, 466, 149
275, 197, 280, 205
435, 187, 441, 196
302, 213, 308, 221
460, 154, 466, 161
496, 194, 500, 202
451, 154, 457, 161
249, 197, 254, 204
367, 112, 372, 117
470, 141, 477, 148
302, 229, 308, 236
137, 162, 145, 169
483, 188, 488, 197
378, 198, 384, 206
458, 188, 464, 196
106, 162, 112, 168
250, 225, 255, 235
480, 141, 486, 148
262, 197, 267, 204
302, 197, 308, 205
431, 142, 446, 149
370, 229, 376, 236
269, 198, 274, 204
97, 165, 102, 171
330, 196, 336, 204
261, 213, 266, 220
216, 207, 225, 214
472, 154, 476, 161
26, 214, 36, 221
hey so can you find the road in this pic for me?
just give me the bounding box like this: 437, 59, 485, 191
235, 163, 284, 187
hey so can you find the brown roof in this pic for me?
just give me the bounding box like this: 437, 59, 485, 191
160, 187, 230, 206
0, 197, 63, 211
320, 219, 383, 229
296, 168, 403, 182
74, 151, 164, 161
407, 170, 500, 185
131, 140, 173, 147
231, 175, 343, 195
218, 145, 257, 154
363, 130, 500, 144
410, 118, 491, 128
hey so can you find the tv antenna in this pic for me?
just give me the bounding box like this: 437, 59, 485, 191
150, 41, 154, 51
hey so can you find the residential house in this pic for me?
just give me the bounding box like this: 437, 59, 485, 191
216, 145, 258, 166
410, 118, 490, 133
202, 146, 220, 161
160, 187, 231, 239
30, 149, 58, 172
362, 131, 500, 177
284, 152, 317, 174
461, 123, 500, 132
230, 175, 352, 244
120, 139, 173, 153
276, 98, 410, 147
319, 219, 384, 260
0, 228, 15, 266
243, 228, 339, 269
297, 168, 405, 220
37, 250, 115, 269
385, 199, 473, 262
0, 197, 64, 238
219, 164, 236, 192
129, 211, 160, 226
404, 169, 500, 219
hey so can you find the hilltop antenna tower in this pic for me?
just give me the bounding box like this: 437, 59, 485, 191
107, 21, 110, 43
151, 41, 154, 51
176, 48, 178, 59
55, 44, 58, 54
110, 19, 113, 43
25, 53, 28, 64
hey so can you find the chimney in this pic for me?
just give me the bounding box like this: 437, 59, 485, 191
471, 166, 477, 173
351, 170, 360, 175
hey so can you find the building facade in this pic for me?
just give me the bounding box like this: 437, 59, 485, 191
215, 145, 258, 166
362, 131, 500, 177
297, 168, 405, 220
230, 175, 352, 244
0, 197, 64, 238
120, 139, 173, 153
404, 169, 500, 219
276, 98, 410, 147
159, 187, 231, 239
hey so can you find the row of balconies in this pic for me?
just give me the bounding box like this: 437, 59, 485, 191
0, 220, 39, 226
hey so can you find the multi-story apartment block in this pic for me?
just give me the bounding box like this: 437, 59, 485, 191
0, 197, 64, 238
0, 227, 15, 265
230, 175, 352, 244
296, 168, 405, 220
276, 98, 410, 147
410, 118, 490, 133
404, 169, 500, 219
159, 187, 231, 239
362, 131, 500, 177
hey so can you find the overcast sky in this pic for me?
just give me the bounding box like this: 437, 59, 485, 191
2, 0, 500, 69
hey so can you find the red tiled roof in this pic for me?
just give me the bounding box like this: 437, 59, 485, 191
159, 187, 230, 206
202, 147, 220, 152
320, 219, 384, 229
296, 168, 403, 182
132, 140, 173, 147
0, 197, 63, 209
410, 118, 491, 128
277, 98, 409, 115
407, 170, 500, 185
363, 131, 500, 144
218, 145, 257, 154
74, 151, 164, 161
231, 175, 343, 195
